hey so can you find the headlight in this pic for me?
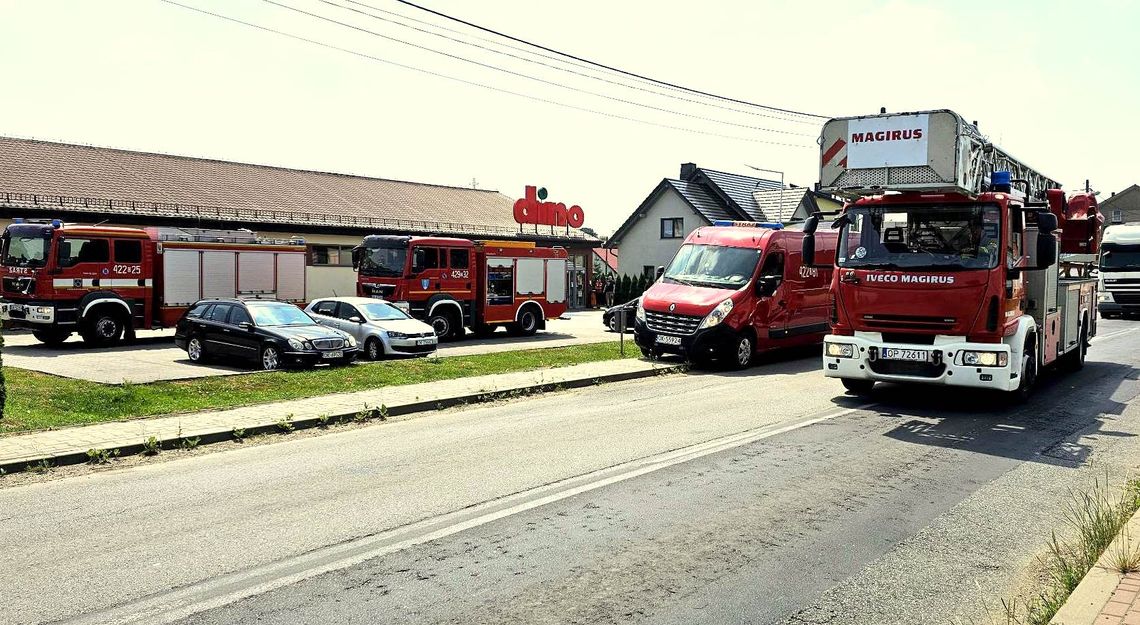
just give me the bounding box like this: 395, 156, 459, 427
387, 330, 409, 339
1099, 292, 1114, 303
961, 351, 1007, 367
698, 298, 734, 330
635, 298, 646, 323
344, 334, 357, 347
288, 338, 305, 350
825, 342, 855, 358
34, 306, 52, 314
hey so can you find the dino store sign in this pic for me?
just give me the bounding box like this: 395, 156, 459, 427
513, 186, 585, 229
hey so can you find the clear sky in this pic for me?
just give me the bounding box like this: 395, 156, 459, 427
2, 0, 1137, 236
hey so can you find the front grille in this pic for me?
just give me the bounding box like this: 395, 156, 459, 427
3, 277, 33, 294
1112, 293, 1140, 305
313, 338, 346, 350
1104, 278, 1140, 285
880, 333, 935, 345
862, 313, 956, 332
645, 310, 702, 336
868, 359, 946, 378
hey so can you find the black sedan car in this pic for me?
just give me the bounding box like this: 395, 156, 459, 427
603, 298, 639, 332
175, 298, 359, 370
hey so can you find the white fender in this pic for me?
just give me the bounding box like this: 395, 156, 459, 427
1003, 315, 1039, 377
428, 299, 463, 319
514, 299, 544, 322
81, 298, 132, 319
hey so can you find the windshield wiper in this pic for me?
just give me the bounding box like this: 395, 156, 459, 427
665, 275, 694, 286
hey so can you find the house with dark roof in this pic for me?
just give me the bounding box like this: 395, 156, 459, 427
0, 136, 600, 304
606, 163, 841, 278
1101, 184, 1140, 227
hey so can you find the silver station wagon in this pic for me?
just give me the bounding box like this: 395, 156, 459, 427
305, 296, 438, 360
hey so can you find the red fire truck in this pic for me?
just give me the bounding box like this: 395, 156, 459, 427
633, 221, 838, 368
802, 109, 1101, 399
0, 220, 307, 346
352, 235, 568, 339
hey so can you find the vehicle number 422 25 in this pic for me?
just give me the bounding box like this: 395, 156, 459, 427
113, 265, 142, 275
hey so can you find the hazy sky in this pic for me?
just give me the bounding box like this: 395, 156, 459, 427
2, 0, 1137, 236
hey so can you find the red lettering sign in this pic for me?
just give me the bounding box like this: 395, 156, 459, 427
849, 128, 923, 143
514, 186, 585, 229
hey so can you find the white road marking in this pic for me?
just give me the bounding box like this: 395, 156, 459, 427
60, 402, 874, 625
1092, 325, 1140, 344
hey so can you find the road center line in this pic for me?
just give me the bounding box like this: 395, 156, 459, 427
59, 401, 873, 625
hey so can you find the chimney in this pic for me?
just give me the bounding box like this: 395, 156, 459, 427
680, 163, 698, 181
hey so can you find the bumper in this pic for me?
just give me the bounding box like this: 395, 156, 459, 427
822, 333, 1016, 391
385, 337, 437, 355
1098, 302, 1138, 314
0, 300, 56, 325
633, 319, 738, 360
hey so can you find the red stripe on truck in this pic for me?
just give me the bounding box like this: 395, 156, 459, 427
821, 139, 846, 166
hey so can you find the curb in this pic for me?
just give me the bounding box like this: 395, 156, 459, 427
1050, 504, 1140, 624
0, 362, 683, 475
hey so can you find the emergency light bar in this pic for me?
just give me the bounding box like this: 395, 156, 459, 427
712, 220, 784, 230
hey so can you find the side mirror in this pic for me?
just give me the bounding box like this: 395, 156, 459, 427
802, 214, 819, 235
412, 249, 426, 273
755, 277, 780, 297
1036, 232, 1058, 268
802, 235, 818, 268
238, 321, 253, 331
350, 246, 363, 271
348, 316, 363, 324
1036, 211, 1059, 233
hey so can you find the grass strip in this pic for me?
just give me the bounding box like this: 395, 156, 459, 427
979, 476, 1140, 625
1, 342, 634, 434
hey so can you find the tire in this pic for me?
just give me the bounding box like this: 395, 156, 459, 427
428, 311, 457, 341
32, 329, 71, 346
1011, 338, 1038, 403
186, 335, 208, 364
1062, 322, 1088, 371
607, 315, 618, 332
260, 344, 282, 371
513, 307, 539, 337
365, 337, 384, 361
729, 333, 754, 370
80, 311, 124, 346
841, 378, 875, 395
640, 346, 655, 360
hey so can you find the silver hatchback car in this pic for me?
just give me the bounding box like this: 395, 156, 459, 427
305, 296, 438, 360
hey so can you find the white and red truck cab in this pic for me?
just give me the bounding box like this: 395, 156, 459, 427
633, 221, 837, 368
802, 109, 1101, 399
0, 219, 307, 346
353, 235, 568, 339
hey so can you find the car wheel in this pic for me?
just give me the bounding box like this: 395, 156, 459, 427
640, 346, 656, 360
730, 334, 754, 370
365, 337, 384, 361
187, 336, 207, 363
260, 344, 282, 371
841, 378, 875, 395
32, 330, 71, 346
607, 315, 618, 332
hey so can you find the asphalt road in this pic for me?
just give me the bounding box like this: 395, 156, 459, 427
4, 320, 1140, 624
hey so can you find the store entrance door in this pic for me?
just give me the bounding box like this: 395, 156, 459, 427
567, 267, 586, 309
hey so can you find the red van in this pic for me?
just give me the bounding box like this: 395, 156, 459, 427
634, 221, 837, 368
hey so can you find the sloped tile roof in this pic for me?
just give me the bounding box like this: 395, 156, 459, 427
751, 188, 809, 222
664, 179, 737, 222
0, 136, 598, 242
698, 168, 782, 221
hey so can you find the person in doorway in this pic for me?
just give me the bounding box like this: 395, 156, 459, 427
604, 276, 615, 307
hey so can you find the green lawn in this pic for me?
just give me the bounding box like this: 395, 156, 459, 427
1, 342, 634, 435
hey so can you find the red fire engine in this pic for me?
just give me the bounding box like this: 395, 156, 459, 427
802, 109, 1102, 399
352, 235, 568, 339
0, 220, 307, 346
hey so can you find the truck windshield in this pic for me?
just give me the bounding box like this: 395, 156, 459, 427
663, 244, 761, 289
836, 203, 1004, 270
1, 228, 50, 268
359, 245, 408, 277
1101, 245, 1140, 271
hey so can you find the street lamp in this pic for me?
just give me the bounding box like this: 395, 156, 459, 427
745, 164, 785, 223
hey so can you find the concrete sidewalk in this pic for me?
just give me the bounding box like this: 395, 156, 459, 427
0, 358, 680, 473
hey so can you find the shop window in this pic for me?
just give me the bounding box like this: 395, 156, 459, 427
113, 239, 143, 263
58, 238, 109, 267
311, 245, 354, 267
660, 217, 684, 239
487, 265, 513, 305
449, 248, 470, 269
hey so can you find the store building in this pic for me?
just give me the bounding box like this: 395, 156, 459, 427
606, 163, 841, 278
0, 136, 600, 306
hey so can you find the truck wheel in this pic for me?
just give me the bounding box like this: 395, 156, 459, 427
365, 337, 384, 361
428, 311, 455, 340
1012, 339, 1038, 403
1062, 322, 1088, 371
186, 336, 208, 364
260, 344, 282, 371
513, 308, 539, 337
32, 330, 71, 346
841, 379, 875, 395
80, 312, 124, 346
729, 334, 754, 370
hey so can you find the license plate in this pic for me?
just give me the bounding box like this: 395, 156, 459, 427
881, 348, 928, 362
416, 339, 434, 346
9, 304, 23, 312
322, 350, 344, 359
656, 334, 682, 346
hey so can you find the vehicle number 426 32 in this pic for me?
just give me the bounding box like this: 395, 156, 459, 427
113, 265, 142, 275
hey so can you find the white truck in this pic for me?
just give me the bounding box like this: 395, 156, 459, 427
1098, 224, 1140, 318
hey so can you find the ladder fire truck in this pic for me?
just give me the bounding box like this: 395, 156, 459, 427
801, 109, 1102, 399
0, 220, 307, 346
352, 235, 568, 339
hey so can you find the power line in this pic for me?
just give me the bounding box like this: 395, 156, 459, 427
334, 0, 819, 126
159, 1, 814, 148
390, 0, 829, 120
264, 0, 816, 138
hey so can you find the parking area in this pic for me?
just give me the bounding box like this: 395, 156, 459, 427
1, 310, 618, 384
